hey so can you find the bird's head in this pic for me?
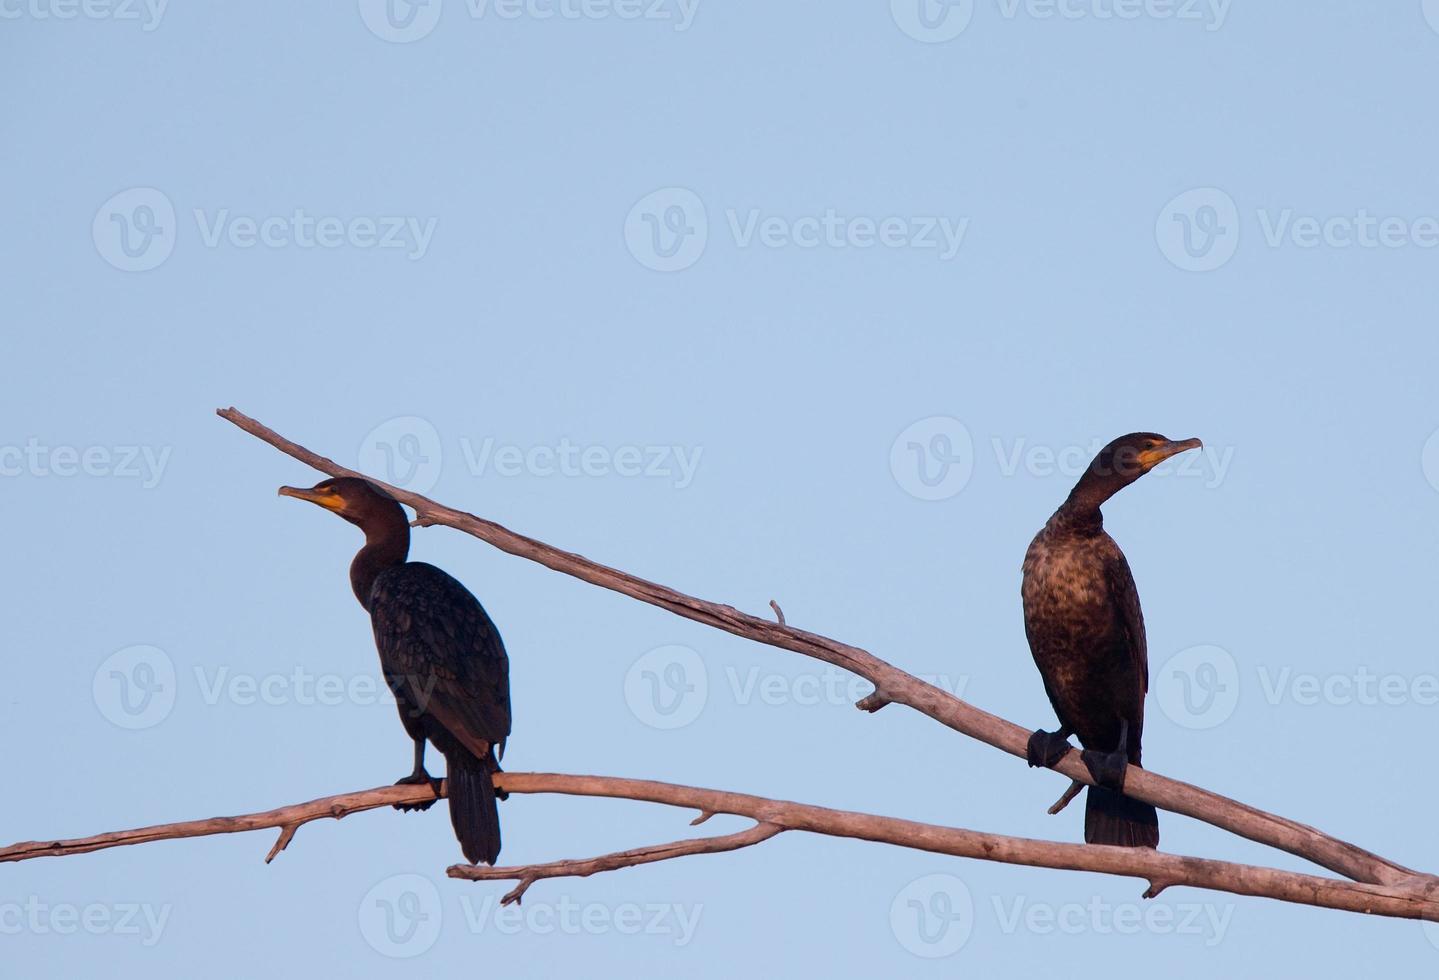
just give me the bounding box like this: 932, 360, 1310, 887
278, 476, 406, 533
1068, 432, 1203, 509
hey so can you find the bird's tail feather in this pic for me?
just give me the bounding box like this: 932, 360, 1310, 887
446, 748, 501, 865
1085, 785, 1159, 848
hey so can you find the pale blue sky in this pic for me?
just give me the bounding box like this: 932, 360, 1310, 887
5, 2, 1439, 975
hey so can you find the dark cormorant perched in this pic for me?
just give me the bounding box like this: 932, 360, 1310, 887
1022, 432, 1202, 849
280, 477, 511, 865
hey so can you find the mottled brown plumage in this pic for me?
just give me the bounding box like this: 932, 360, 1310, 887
1022, 432, 1201, 849
280, 477, 511, 865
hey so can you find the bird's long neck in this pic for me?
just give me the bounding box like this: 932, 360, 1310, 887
1053, 472, 1117, 534
350, 520, 410, 609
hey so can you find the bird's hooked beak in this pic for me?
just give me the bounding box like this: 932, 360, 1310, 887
1137, 437, 1203, 470
278, 485, 346, 513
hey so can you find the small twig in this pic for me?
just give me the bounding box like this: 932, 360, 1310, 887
690, 810, 716, 826
450, 822, 784, 905
265, 824, 299, 864
1048, 780, 1085, 816
769, 600, 785, 625
855, 692, 890, 713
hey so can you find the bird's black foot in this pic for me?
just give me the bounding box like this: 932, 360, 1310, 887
1027, 728, 1073, 768
1081, 747, 1128, 792
393, 771, 442, 812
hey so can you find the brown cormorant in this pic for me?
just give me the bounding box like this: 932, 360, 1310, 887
280, 477, 511, 865
1022, 432, 1202, 849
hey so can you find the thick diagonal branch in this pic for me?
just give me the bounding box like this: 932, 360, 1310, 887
216, 407, 1423, 889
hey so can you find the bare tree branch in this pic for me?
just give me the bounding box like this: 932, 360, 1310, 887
453, 821, 786, 906
7, 772, 1439, 922
216, 406, 1427, 891
0, 783, 439, 865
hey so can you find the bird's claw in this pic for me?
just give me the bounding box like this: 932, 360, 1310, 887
1081, 747, 1128, 792
393, 772, 442, 811
1027, 729, 1073, 768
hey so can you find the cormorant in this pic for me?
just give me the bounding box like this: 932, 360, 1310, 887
280, 477, 511, 865
1022, 432, 1202, 849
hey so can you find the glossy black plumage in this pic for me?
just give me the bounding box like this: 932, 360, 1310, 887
280, 477, 511, 865
1022, 432, 1201, 849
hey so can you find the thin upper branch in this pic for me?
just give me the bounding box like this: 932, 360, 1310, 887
216, 407, 1425, 890
7, 772, 1438, 922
